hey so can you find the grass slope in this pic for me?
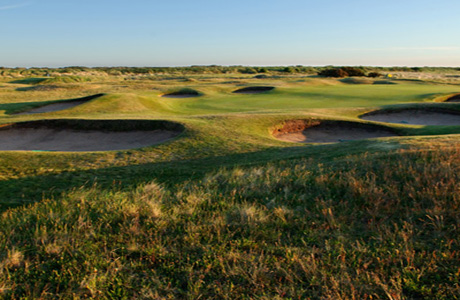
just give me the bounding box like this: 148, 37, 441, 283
1, 143, 459, 299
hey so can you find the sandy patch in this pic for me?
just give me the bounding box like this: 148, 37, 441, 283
15, 94, 104, 115
273, 120, 396, 143
16, 100, 88, 115
360, 109, 460, 125
233, 86, 275, 94
0, 129, 178, 151
0, 120, 183, 151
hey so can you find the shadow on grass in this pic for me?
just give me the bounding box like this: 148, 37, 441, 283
9, 78, 48, 85
0, 139, 404, 211
0, 101, 53, 115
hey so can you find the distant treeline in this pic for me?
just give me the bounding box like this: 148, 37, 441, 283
1, 65, 459, 77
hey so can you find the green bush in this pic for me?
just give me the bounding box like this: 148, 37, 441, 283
318, 68, 349, 78
340, 67, 366, 77
318, 67, 366, 78
367, 72, 382, 78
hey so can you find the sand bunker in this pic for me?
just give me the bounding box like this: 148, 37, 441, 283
161, 89, 200, 98
273, 120, 397, 144
445, 94, 460, 102
0, 119, 183, 152
16, 94, 104, 115
233, 86, 275, 94
360, 108, 460, 125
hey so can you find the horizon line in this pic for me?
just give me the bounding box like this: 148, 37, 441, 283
1, 64, 460, 69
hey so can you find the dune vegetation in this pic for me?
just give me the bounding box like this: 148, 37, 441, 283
1, 67, 460, 299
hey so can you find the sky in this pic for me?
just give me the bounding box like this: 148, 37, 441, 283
1, 0, 460, 67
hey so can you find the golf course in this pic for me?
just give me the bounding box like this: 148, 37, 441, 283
1, 67, 460, 299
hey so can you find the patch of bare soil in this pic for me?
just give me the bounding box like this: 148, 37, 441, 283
15, 94, 104, 115
273, 120, 397, 143
233, 86, 275, 94
0, 120, 183, 151
360, 109, 460, 125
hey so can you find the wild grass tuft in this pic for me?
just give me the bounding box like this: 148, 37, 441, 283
0, 146, 459, 298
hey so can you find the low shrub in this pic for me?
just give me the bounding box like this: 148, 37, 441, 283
367, 72, 382, 78
318, 67, 365, 78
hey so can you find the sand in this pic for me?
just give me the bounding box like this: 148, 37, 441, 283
0, 128, 179, 151
15, 94, 103, 115
360, 110, 460, 126
274, 124, 396, 143
16, 100, 89, 115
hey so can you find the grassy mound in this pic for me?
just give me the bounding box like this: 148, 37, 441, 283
340, 77, 373, 84
15, 85, 61, 92
373, 80, 397, 85
42, 76, 93, 84
161, 88, 201, 98
9, 78, 48, 85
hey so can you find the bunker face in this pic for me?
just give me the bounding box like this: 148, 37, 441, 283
446, 94, 460, 102
360, 109, 460, 126
161, 90, 200, 98
233, 86, 275, 94
16, 94, 104, 115
0, 120, 183, 152
273, 120, 396, 144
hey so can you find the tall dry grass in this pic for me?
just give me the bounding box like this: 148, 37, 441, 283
1, 146, 460, 299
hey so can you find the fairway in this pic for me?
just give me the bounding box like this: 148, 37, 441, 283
1, 68, 460, 299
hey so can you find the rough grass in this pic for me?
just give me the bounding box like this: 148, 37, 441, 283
1, 145, 459, 299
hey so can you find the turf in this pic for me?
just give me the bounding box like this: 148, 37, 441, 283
0, 71, 460, 299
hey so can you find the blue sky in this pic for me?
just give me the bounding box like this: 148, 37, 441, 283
1, 0, 460, 67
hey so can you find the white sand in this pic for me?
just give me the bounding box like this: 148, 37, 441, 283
361, 110, 460, 126
275, 126, 396, 143
0, 128, 179, 151
16, 100, 88, 115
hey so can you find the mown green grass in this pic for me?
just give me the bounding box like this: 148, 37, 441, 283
1, 72, 460, 299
